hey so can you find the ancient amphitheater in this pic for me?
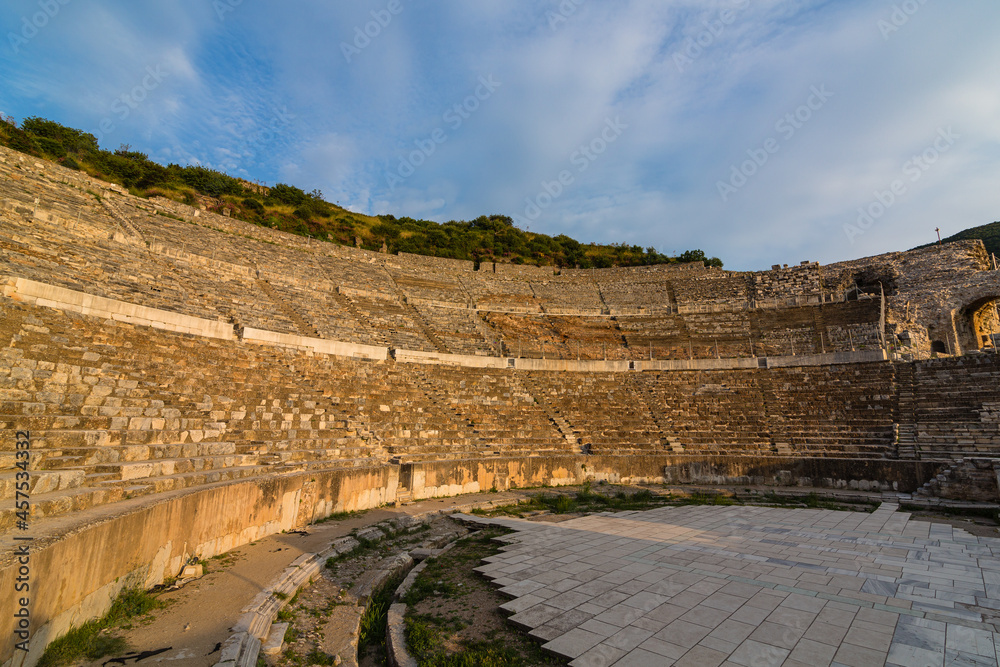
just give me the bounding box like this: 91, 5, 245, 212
1, 143, 999, 666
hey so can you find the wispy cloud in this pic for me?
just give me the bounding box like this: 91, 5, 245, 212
1, 0, 997, 269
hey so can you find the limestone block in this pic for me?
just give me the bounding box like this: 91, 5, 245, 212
181, 563, 204, 579
116, 462, 156, 481
333, 536, 360, 555
319, 606, 362, 667
261, 622, 287, 656
387, 603, 417, 667
356, 526, 385, 543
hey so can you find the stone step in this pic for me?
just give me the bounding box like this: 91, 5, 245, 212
0, 468, 86, 500
0, 414, 119, 430
93, 455, 260, 481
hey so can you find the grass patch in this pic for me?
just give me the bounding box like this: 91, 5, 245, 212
305, 649, 337, 665
404, 529, 564, 667
312, 509, 369, 524
675, 491, 736, 506
900, 503, 1000, 521
474, 483, 673, 518
405, 619, 526, 667
474, 484, 880, 520
403, 561, 459, 605
155, 209, 185, 221
325, 534, 388, 570
37, 588, 164, 667
358, 569, 408, 663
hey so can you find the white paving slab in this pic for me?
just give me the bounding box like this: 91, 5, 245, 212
462, 503, 1000, 666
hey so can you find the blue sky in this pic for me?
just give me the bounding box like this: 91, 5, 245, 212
2, 1, 998, 270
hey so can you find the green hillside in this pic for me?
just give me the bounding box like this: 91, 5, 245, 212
926, 221, 1000, 260
0, 115, 722, 269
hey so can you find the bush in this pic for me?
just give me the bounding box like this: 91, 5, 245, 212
21, 117, 98, 153
241, 197, 264, 214
35, 136, 67, 158
177, 165, 243, 197
267, 182, 309, 207
0, 124, 41, 155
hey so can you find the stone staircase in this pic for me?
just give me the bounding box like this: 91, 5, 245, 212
895, 363, 917, 459
329, 287, 372, 337
906, 356, 1000, 459
256, 277, 322, 338
473, 312, 503, 356
99, 198, 146, 243
508, 373, 583, 453
627, 374, 685, 453
401, 301, 450, 354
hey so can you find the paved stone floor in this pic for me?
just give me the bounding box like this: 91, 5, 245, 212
463, 503, 1000, 667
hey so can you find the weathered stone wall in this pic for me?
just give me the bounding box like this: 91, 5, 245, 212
824, 241, 999, 356
672, 272, 750, 310
915, 458, 999, 502
490, 263, 555, 279
401, 454, 939, 498
0, 465, 396, 667
752, 262, 822, 302
389, 252, 474, 273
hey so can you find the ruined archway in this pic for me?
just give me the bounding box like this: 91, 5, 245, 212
956, 295, 1000, 352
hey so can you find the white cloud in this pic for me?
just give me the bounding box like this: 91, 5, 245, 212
3, 0, 998, 269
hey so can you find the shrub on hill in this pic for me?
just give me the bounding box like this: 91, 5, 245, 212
0, 114, 726, 269
941, 223, 999, 259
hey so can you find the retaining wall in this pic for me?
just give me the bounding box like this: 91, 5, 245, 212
0, 465, 397, 667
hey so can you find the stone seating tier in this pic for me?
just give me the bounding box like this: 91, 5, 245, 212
2, 296, 957, 530
0, 147, 888, 361
2, 141, 991, 367
906, 355, 1000, 458
1, 144, 998, 528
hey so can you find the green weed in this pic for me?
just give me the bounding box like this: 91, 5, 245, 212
358, 570, 407, 661
37, 588, 164, 667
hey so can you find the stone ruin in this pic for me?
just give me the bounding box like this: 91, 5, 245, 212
0, 143, 998, 664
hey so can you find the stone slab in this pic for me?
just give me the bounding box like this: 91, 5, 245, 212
463, 504, 1000, 666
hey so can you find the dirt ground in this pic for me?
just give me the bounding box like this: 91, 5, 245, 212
901, 510, 1000, 537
